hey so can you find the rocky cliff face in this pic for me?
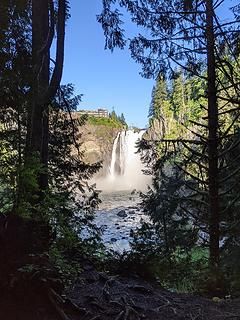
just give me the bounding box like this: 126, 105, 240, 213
143, 118, 163, 141
78, 124, 120, 177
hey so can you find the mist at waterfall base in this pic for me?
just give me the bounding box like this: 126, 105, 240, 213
96, 129, 150, 192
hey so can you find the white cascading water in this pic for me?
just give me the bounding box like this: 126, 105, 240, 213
109, 132, 120, 179
99, 129, 149, 191
119, 131, 127, 176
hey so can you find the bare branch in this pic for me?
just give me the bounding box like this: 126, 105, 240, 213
218, 106, 240, 116
220, 165, 240, 184
219, 181, 239, 196
219, 138, 240, 157
175, 163, 208, 185
221, 194, 240, 214
181, 140, 208, 159
189, 119, 208, 129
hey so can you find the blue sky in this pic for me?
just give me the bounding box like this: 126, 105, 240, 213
61, 0, 154, 128
61, 1, 238, 128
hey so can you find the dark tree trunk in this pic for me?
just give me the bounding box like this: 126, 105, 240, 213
206, 0, 220, 268
30, 0, 50, 190
25, 0, 66, 195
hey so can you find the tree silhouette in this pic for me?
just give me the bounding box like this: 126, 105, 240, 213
98, 0, 240, 269
26, 0, 67, 195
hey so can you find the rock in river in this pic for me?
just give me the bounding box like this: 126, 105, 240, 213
117, 210, 128, 218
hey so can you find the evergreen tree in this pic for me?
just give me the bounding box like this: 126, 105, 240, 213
99, 0, 240, 272
47, 84, 102, 258
119, 112, 127, 126
109, 109, 118, 121
0, 0, 31, 213
149, 76, 168, 117
149, 75, 174, 137
0, 3, 103, 298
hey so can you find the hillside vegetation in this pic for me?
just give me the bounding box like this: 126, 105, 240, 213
86, 110, 127, 128
87, 115, 124, 128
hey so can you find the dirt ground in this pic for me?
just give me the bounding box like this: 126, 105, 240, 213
67, 266, 240, 320
1, 263, 240, 320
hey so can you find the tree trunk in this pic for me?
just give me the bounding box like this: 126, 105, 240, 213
25, 0, 65, 195
30, 0, 50, 190
21, 0, 65, 211
206, 0, 220, 268
25, 0, 50, 193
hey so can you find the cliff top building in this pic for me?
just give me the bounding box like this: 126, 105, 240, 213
77, 108, 109, 118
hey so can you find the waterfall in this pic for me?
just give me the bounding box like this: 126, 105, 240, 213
119, 131, 127, 175
119, 130, 145, 186
109, 132, 120, 179
100, 129, 149, 191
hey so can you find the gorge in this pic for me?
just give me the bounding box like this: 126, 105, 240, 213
79, 123, 152, 252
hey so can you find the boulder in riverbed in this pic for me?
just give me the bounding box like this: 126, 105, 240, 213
117, 210, 128, 218
131, 189, 137, 195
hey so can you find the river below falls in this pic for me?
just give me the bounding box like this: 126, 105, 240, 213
94, 190, 148, 252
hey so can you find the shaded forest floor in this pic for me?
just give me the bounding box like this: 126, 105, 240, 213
1, 264, 240, 320
67, 266, 240, 320
0, 214, 239, 320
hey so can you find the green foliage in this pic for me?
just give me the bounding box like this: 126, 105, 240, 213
87, 115, 124, 128
0, 136, 17, 213
111, 241, 208, 293
0, 0, 31, 215
49, 245, 83, 287
86, 109, 127, 128
149, 70, 206, 141
20, 159, 40, 193
149, 75, 169, 120
119, 113, 127, 126
109, 109, 128, 127
16, 154, 47, 217
0, 82, 104, 283
99, 0, 240, 280
137, 61, 240, 294
44, 85, 103, 259
124, 151, 203, 291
